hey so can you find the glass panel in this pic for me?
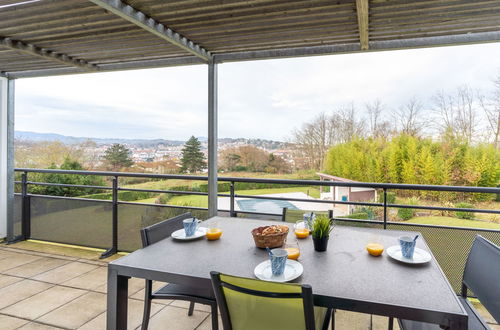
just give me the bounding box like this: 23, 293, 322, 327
30, 196, 112, 249
13, 194, 22, 237
117, 203, 208, 252
386, 223, 500, 294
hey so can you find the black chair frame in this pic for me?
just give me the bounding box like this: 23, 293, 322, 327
140, 212, 218, 330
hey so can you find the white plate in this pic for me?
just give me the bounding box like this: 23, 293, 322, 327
171, 227, 207, 241
386, 245, 432, 264
254, 259, 303, 282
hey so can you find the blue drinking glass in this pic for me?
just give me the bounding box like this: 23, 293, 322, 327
269, 248, 288, 276
183, 218, 200, 237
399, 236, 416, 259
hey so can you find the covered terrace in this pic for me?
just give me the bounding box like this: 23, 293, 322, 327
0, 1, 500, 330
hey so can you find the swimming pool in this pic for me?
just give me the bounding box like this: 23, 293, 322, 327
236, 199, 299, 214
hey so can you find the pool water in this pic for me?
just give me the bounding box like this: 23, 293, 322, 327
236, 199, 299, 214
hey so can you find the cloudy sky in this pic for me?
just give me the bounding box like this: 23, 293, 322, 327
15, 42, 500, 142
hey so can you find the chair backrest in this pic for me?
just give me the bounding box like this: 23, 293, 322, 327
462, 235, 500, 323
210, 271, 317, 330
140, 212, 192, 247
282, 208, 333, 223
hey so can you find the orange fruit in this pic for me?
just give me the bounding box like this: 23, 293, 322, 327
366, 243, 384, 256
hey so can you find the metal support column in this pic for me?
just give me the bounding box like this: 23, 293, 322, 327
207, 62, 218, 217
101, 176, 118, 258
0, 78, 14, 241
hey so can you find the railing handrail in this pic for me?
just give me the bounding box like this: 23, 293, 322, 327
14, 168, 500, 194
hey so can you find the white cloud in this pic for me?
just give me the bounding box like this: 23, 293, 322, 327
15, 42, 500, 141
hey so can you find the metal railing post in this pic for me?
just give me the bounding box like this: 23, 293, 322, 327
230, 181, 236, 217
21, 171, 30, 240
383, 188, 388, 229
101, 176, 118, 258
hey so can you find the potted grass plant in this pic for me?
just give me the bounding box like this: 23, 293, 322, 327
311, 215, 334, 252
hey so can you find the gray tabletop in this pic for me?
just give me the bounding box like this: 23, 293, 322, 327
110, 216, 468, 328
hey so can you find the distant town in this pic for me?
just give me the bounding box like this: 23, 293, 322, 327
14, 131, 295, 171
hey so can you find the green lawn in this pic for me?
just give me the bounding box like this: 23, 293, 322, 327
166, 186, 321, 208
407, 216, 500, 229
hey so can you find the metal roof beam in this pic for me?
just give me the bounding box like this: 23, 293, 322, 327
88, 0, 211, 61
214, 31, 500, 62
356, 0, 369, 50
0, 36, 98, 71
7, 56, 204, 78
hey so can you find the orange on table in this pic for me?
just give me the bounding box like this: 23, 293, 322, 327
285, 247, 300, 260
366, 243, 384, 256
294, 228, 309, 239
206, 228, 222, 240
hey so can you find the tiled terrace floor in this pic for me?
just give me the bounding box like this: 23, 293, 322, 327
0, 241, 497, 330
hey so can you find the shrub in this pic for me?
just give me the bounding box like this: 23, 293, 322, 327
156, 193, 172, 204
337, 212, 369, 220
455, 202, 475, 219
83, 190, 154, 201
378, 191, 396, 204
397, 197, 419, 220
397, 208, 414, 220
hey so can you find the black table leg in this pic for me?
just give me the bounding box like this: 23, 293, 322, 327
107, 268, 129, 330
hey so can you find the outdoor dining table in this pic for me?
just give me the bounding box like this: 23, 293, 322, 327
107, 216, 468, 329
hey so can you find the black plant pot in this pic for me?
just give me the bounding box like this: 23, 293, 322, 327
312, 236, 329, 252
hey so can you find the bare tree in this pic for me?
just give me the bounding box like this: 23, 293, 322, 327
332, 104, 365, 143
394, 97, 427, 137
292, 113, 331, 170
432, 90, 455, 136
479, 75, 500, 149
432, 85, 480, 143
292, 106, 365, 170
455, 85, 478, 143
365, 99, 393, 139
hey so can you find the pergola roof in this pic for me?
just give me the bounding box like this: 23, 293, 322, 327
1, 0, 500, 78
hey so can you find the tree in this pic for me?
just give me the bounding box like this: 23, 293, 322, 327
394, 97, 427, 137
292, 107, 365, 170
433, 86, 480, 143
180, 136, 206, 173
365, 99, 393, 139
103, 144, 133, 170
479, 74, 500, 149
29, 157, 104, 197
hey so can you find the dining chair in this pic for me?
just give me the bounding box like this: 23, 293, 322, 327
140, 212, 218, 330
210, 271, 333, 330
397, 235, 500, 330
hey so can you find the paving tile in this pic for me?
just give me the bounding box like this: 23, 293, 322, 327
0, 253, 43, 272
75, 259, 107, 267
372, 315, 400, 330
94, 276, 145, 296
128, 278, 146, 296
0, 250, 18, 260
0, 274, 23, 289
147, 305, 208, 330
333, 310, 371, 330
37, 292, 107, 329
0, 314, 30, 329
3, 258, 71, 278
0, 279, 52, 309
17, 322, 65, 330
78, 300, 164, 330
129, 281, 172, 305
170, 300, 212, 312
1, 285, 86, 320
62, 267, 107, 290
32, 261, 98, 284
195, 313, 222, 330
